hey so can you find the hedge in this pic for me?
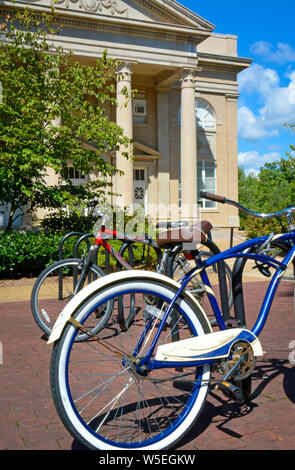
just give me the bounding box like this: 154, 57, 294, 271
0, 230, 158, 279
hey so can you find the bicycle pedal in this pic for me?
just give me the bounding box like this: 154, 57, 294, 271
216, 380, 245, 404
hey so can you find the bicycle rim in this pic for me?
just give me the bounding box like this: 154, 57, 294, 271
31, 259, 109, 338
50, 279, 211, 450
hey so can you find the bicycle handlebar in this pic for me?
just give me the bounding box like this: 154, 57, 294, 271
200, 191, 295, 220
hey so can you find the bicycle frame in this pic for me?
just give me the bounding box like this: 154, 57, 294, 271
71, 225, 160, 295
136, 231, 295, 372
94, 225, 161, 270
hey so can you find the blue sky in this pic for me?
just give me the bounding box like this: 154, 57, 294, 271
178, 0, 295, 174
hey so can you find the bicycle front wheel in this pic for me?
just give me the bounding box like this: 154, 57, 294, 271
31, 258, 110, 338
50, 275, 211, 450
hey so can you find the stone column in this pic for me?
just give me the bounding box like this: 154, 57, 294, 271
156, 87, 170, 221
115, 62, 134, 212
180, 68, 198, 222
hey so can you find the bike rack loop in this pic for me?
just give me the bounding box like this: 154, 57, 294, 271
73, 233, 96, 285
58, 232, 83, 301
58, 231, 84, 261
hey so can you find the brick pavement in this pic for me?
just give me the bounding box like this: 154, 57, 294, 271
0, 279, 294, 451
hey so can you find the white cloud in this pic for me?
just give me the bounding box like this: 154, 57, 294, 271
288, 71, 295, 104
250, 41, 295, 65
238, 150, 281, 171
267, 144, 283, 152
244, 168, 259, 177
237, 64, 295, 141
238, 63, 279, 95
238, 106, 278, 141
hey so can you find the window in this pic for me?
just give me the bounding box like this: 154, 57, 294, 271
133, 93, 147, 123
133, 169, 145, 181
197, 160, 217, 209
62, 166, 86, 184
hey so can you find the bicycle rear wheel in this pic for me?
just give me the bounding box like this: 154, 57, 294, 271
50, 275, 211, 450
31, 258, 111, 339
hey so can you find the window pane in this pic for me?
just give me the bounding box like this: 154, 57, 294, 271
205, 200, 216, 209
197, 178, 205, 190
205, 179, 215, 191
69, 167, 74, 179
205, 167, 215, 178
205, 160, 216, 167
197, 158, 217, 209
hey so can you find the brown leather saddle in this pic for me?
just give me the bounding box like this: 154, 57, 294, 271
156, 220, 212, 249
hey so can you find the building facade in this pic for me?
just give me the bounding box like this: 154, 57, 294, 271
1, 0, 251, 229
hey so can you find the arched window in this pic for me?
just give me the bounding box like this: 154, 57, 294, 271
177, 97, 216, 130
178, 98, 217, 209
196, 97, 216, 130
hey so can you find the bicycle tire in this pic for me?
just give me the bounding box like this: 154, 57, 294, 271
118, 239, 162, 270
31, 258, 112, 339
50, 273, 211, 450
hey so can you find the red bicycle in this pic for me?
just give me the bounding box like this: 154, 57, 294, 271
31, 203, 232, 339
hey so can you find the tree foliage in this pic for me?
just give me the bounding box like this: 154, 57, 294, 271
0, 6, 131, 232
239, 128, 295, 237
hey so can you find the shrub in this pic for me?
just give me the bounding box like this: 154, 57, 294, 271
41, 213, 95, 234
0, 231, 61, 278
242, 217, 288, 240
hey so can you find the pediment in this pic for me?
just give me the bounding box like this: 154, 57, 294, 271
133, 141, 161, 159
109, 141, 161, 160
15, 0, 214, 31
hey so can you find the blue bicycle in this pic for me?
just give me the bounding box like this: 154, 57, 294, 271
48, 192, 295, 450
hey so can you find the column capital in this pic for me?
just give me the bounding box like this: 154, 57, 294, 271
115, 61, 135, 81
180, 67, 202, 88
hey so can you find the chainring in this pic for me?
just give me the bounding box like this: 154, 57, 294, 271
219, 340, 256, 381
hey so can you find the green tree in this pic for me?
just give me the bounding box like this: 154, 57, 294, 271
238, 126, 295, 237
0, 7, 131, 232
238, 167, 260, 229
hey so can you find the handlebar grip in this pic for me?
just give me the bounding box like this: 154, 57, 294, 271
200, 191, 226, 204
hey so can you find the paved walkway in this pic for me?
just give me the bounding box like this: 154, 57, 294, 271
0, 277, 295, 450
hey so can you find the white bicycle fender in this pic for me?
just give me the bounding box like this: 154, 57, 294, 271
47, 270, 212, 344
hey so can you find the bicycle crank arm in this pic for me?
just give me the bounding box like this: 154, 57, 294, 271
155, 328, 263, 363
